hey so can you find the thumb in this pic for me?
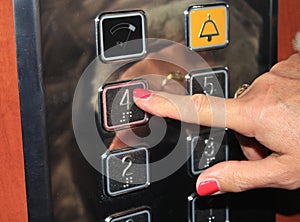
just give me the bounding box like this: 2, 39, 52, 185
195, 155, 288, 196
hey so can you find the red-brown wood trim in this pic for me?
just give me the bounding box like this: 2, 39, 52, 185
277, 0, 300, 62
276, 0, 300, 221
0, 0, 28, 221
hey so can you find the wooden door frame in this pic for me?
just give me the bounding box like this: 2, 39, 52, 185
0, 0, 28, 221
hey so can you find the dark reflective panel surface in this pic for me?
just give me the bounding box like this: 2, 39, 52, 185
39, 0, 277, 221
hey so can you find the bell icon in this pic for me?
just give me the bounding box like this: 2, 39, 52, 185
198, 13, 219, 42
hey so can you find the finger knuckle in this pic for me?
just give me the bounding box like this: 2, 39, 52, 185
272, 157, 300, 190
191, 94, 207, 113
231, 170, 249, 192
277, 167, 300, 190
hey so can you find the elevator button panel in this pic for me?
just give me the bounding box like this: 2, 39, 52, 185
30, 0, 279, 220
185, 3, 229, 51
105, 208, 151, 222
188, 194, 229, 222
97, 11, 147, 62
188, 130, 228, 175
186, 67, 228, 98
99, 79, 148, 131
102, 147, 150, 196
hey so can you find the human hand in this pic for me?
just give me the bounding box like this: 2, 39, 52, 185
107, 41, 211, 150
133, 53, 300, 196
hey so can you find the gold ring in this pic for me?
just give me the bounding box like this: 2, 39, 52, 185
161, 71, 184, 87
234, 84, 250, 99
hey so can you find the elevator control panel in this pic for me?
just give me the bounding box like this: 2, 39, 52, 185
29, 0, 278, 221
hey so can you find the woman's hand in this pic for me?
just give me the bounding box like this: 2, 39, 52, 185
133, 53, 300, 196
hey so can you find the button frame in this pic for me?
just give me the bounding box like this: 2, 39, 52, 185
105, 207, 151, 222
185, 3, 229, 51
188, 193, 229, 222
99, 79, 148, 132
96, 10, 147, 62
101, 146, 150, 197
186, 67, 228, 98
187, 129, 228, 175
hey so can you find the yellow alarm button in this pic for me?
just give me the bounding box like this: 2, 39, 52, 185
187, 4, 229, 50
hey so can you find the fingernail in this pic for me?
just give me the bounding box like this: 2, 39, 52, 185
197, 179, 220, 196
133, 88, 152, 100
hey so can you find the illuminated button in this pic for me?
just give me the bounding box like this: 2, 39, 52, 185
96, 11, 147, 62
185, 4, 229, 50
105, 208, 151, 222
188, 194, 229, 222
102, 147, 150, 196
99, 79, 148, 131
188, 129, 227, 175
186, 67, 228, 98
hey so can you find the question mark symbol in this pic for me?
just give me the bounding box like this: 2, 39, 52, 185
122, 155, 133, 178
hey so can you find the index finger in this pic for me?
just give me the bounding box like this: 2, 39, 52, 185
133, 88, 253, 136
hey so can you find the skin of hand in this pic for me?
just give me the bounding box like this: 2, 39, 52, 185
133, 53, 300, 195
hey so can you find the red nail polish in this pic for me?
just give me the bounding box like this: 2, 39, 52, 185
197, 179, 219, 196
133, 88, 152, 100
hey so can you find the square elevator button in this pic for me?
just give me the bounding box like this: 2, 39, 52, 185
99, 79, 148, 131
105, 208, 151, 222
97, 11, 147, 62
189, 129, 228, 175
102, 147, 150, 197
186, 67, 228, 98
188, 194, 229, 222
185, 3, 229, 51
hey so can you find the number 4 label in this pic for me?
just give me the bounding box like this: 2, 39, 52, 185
120, 89, 130, 110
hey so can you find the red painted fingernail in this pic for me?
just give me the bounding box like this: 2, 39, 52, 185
197, 179, 220, 196
133, 88, 152, 100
